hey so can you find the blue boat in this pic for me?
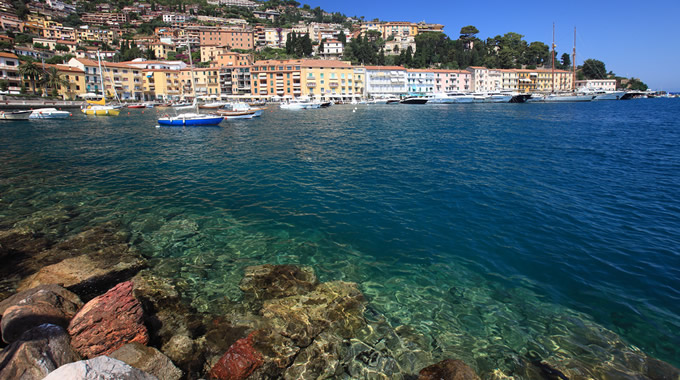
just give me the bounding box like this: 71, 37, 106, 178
157, 113, 224, 126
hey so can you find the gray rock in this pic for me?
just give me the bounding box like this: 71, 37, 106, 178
239, 264, 318, 303
109, 343, 182, 380
1, 285, 83, 343
0, 323, 80, 380
43, 356, 158, 380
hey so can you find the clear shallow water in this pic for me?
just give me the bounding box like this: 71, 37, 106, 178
1, 100, 679, 374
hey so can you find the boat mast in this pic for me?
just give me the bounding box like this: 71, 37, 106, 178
551, 23, 555, 94
97, 51, 106, 100
187, 42, 197, 111
572, 27, 576, 91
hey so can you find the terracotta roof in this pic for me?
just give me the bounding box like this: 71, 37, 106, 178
300, 59, 352, 68
74, 58, 137, 69
0, 52, 19, 59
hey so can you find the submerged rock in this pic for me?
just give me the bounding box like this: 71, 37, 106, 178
239, 264, 318, 303
283, 331, 345, 379
418, 359, 481, 380
110, 342, 182, 380
0, 323, 80, 380
68, 281, 149, 358
43, 356, 158, 380
0, 284, 83, 343
17, 244, 146, 299
261, 280, 366, 347
209, 331, 264, 380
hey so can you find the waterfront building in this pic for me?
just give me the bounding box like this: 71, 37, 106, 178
300, 59, 361, 101
47, 64, 86, 99
219, 66, 251, 96
406, 69, 435, 94
430, 69, 471, 92
364, 66, 407, 97
123, 59, 187, 71
499, 69, 519, 92
0, 52, 21, 93
199, 27, 254, 50
66, 57, 103, 96
466, 66, 502, 92
142, 69, 182, 100
575, 79, 616, 91
183, 68, 221, 98
250, 59, 302, 98
514, 68, 573, 93
211, 51, 252, 68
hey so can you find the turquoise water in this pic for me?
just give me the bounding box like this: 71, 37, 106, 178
1, 100, 679, 375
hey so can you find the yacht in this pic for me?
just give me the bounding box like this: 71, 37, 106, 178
528, 93, 594, 102
82, 52, 120, 117
579, 88, 627, 100
29, 108, 71, 119
280, 99, 321, 109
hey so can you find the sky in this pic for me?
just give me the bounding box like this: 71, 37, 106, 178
304, 0, 680, 91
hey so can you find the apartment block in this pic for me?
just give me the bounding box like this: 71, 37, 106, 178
199, 27, 254, 50
407, 69, 435, 94
300, 59, 362, 100
81, 12, 129, 27
251, 60, 302, 98
364, 66, 407, 96
0, 52, 21, 93
219, 66, 251, 96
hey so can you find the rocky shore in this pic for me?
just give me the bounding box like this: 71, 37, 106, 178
1, 220, 679, 379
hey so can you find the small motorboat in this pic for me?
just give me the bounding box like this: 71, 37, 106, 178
320, 101, 333, 108
0, 110, 32, 120
198, 102, 226, 109
216, 109, 256, 120
127, 104, 146, 109
29, 108, 71, 119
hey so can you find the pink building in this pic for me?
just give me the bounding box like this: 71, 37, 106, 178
431, 69, 471, 92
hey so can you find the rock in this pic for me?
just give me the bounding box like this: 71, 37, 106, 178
161, 334, 197, 367
110, 342, 182, 380
0, 323, 80, 380
1, 284, 83, 343
248, 328, 299, 378
68, 281, 149, 358
283, 331, 345, 380
261, 281, 366, 346
43, 356, 158, 380
239, 264, 318, 302
17, 245, 146, 300
209, 331, 264, 380
418, 359, 481, 380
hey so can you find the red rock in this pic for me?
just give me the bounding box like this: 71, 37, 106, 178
209, 331, 264, 380
68, 281, 149, 358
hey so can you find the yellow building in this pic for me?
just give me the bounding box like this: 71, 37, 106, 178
150, 42, 175, 60
66, 58, 145, 100
300, 59, 363, 101
53, 64, 86, 100
143, 69, 182, 100
381, 22, 418, 39
178, 68, 221, 98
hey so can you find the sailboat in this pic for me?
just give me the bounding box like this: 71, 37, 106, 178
81, 52, 121, 116
530, 25, 594, 103
157, 43, 223, 126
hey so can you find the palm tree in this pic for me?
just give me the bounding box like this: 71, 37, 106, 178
42, 67, 69, 98
18, 62, 42, 95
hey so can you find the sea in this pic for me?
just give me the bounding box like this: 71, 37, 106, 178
1, 99, 679, 376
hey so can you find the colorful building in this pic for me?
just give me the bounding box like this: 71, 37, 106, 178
0, 52, 21, 93
364, 66, 407, 97
250, 59, 302, 98
406, 69, 435, 94
300, 59, 361, 101
199, 27, 254, 50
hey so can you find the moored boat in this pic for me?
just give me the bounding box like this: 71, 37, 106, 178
400, 97, 428, 104
158, 113, 224, 126
198, 102, 226, 109
215, 109, 256, 119
0, 110, 32, 120
82, 52, 120, 117
29, 108, 71, 119
127, 104, 146, 109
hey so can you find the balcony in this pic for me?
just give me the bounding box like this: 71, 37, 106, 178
306, 75, 316, 80
307, 82, 316, 88
329, 82, 339, 88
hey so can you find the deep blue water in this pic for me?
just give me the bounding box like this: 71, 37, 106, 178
1, 100, 679, 373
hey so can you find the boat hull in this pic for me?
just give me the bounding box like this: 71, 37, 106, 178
528, 94, 594, 103
157, 116, 224, 126
0, 110, 32, 120
29, 108, 71, 119
82, 108, 121, 116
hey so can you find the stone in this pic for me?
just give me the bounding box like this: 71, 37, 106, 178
1, 284, 83, 343
239, 264, 318, 302
261, 281, 366, 346
68, 281, 149, 358
110, 342, 182, 380
283, 331, 345, 380
17, 245, 146, 300
418, 359, 481, 380
209, 331, 264, 380
43, 356, 158, 380
0, 323, 80, 380
249, 328, 299, 379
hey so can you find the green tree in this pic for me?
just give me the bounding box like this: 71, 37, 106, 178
18, 61, 41, 94
0, 79, 8, 92
459, 25, 479, 39
55, 44, 70, 52
337, 30, 346, 45
42, 66, 68, 98
581, 58, 607, 79
560, 53, 571, 69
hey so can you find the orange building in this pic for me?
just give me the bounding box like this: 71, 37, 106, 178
250, 59, 302, 98
199, 28, 254, 50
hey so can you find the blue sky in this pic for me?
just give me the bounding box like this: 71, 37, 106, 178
304, 0, 680, 91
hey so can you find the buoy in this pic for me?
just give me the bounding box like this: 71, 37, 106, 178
142, 110, 144, 114
128, 112, 130, 115
69, 113, 72, 116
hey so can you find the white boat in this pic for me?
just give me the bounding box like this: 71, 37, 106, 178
280, 100, 321, 109
29, 108, 71, 119
528, 93, 594, 102
425, 92, 474, 104
579, 88, 627, 100
198, 102, 227, 109
230, 102, 264, 116
0, 110, 32, 120
484, 92, 515, 103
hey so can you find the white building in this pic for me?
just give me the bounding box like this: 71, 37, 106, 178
467, 66, 502, 92
319, 40, 343, 60
575, 79, 616, 91
162, 14, 186, 23
407, 69, 435, 94
499, 69, 519, 92
365, 66, 407, 97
